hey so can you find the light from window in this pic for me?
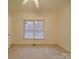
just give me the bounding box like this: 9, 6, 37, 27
24, 20, 44, 39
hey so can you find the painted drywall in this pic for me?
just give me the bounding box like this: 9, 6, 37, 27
12, 12, 57, 44
57, 2, 71, 52
9, 1, 71, 52
8, 13, 13, 48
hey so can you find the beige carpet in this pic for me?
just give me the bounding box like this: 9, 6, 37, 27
8, 46, 70, 59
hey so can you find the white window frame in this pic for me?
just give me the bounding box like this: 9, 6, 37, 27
24, 20, 44, 40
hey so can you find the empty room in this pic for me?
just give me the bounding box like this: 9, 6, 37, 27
8, 0, 71, 59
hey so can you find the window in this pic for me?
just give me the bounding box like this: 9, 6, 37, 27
24, 20, 44, 39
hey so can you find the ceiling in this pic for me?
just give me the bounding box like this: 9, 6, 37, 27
8, 0, 70, 12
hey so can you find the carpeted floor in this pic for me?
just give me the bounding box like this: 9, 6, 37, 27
8, 45, 70, 59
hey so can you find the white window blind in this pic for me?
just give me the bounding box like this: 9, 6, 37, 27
24, 20, 44, 39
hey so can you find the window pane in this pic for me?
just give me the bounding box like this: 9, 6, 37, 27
24, 20, 44, 39
25, 21, 33, 30
24, 31, 33, 38
34, 31, 44, 39
35, 21, 43, 30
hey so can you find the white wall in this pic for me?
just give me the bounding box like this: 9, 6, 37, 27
12, 12, 57, 44
8, 13, 13, 48
57, 2, 71, 52
9, 1, 71, 52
